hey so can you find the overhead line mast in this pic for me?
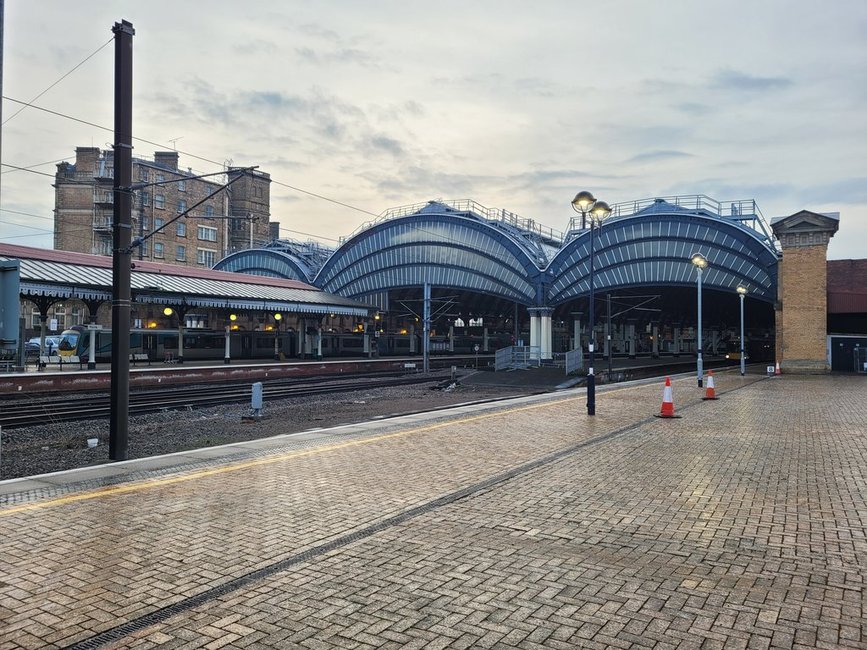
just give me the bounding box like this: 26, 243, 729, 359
109, 19, 134, 461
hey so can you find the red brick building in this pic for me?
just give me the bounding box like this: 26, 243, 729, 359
54, 148, 273, 268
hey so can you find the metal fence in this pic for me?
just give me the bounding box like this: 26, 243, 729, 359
565, 348, 584, 375
494, 346, 541, 371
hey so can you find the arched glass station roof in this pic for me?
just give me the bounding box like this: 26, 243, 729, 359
216, 196, 780, 310
215, 240, 333, 283
316, 201, 548, 306
548, 198, 779, 305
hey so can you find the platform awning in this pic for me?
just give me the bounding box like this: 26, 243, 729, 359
1, 243, 374, 318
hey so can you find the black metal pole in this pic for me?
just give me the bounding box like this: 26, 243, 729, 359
739, 293, 746, 376
587, 220, 596, 416
607, 292, 612, 377
109, 19, 134, 461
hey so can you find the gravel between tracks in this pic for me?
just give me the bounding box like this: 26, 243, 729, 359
0, 376, 528, 481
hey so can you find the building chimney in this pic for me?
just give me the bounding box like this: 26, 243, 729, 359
153, 151, 179, 170
74, 147, 102, 174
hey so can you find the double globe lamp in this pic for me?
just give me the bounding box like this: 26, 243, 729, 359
571, 191, 612, 416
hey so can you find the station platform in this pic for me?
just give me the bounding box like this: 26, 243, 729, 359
1, 371, 864, 648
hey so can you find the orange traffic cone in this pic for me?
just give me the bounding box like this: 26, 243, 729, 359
654, 376, 680, 418
702, 370, 718, 400
774, 361, 781, 376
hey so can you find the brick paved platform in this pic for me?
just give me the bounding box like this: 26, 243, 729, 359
0, 372, 864, 649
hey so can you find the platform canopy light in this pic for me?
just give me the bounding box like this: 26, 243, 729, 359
737, 285, 748, 376
689, 252, 708, 387
274, 312, 282, 321
163, 307, 173, 316
229, 313, 237, 321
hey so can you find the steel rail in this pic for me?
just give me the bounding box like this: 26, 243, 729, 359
0, 374, 448, 429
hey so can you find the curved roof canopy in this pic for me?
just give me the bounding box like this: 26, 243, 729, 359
316, 202, 545, 306
214, 239, 335, 282
548, 200, 779, 305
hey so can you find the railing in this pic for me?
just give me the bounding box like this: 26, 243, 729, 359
341, 200, 564, 245
565, 194, 774, 246
495, 346, 541, 371
93, 190, 114, 205
93, 214, 113, 231
92, 238, 113, 256
565, 348, 584, 375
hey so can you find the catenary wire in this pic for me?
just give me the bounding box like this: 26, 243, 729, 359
0, 157, 71, 175
2, 37, 113, 126
1, 98, 520, 251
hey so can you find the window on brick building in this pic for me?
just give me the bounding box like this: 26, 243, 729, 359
52, 304, 66, 330
177, 245, 186, 261
141, 191, 150, 207
204, 205, 215, 218
156, 173, 164, 183
178, 179, 186, 192
139, 167, 149, 182
197, 225, 217, 242
197, 248, 217, 266
154, 242, 164, 259
155, 217, 164, 230
177, 221, 186, 237
155, 194, 166, 209
177, 199, 187, 214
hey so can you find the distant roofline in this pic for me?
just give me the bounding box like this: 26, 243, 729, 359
0, 243, 318, 292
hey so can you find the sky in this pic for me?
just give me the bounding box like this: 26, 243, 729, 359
1, 1, 865, 259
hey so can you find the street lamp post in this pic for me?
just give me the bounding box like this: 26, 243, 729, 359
690, 253, 708, 387
273, 312, 282, 361
572, 191, 611, 416
737, 285, 747, 376
163, 306, 184, 365
224, 313, 237, 365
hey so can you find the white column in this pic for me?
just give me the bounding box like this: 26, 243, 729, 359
652, 325, 659, 358
448, 325, 455, 352
540, 309, 552, 360
88, 328, 97, 369
626, 322, 636, 358
572, 317, 581, 352
529, 310, 540, 351
409, 325, 417, 353
317, 326, 323, 358
224, 325, 231, 364
483, 327, 489, 352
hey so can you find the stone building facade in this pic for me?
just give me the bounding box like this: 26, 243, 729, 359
771, 210, 840, 373
54, 148, 273, 268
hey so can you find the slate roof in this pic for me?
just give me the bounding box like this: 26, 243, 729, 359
0, 244, 372, 316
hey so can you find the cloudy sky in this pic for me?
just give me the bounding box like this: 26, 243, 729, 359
2, 1, 865, 259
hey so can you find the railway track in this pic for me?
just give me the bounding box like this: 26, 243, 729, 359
0, 374, 451, 429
